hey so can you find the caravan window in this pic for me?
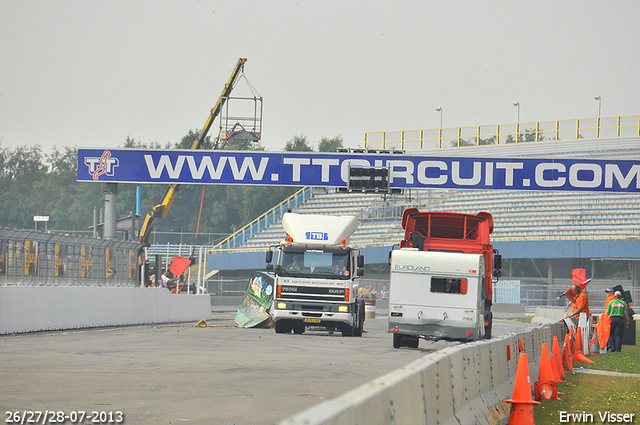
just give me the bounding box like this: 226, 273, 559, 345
430, 277, 468, 295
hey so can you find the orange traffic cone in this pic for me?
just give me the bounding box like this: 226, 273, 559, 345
562, 338, 573, 372
535, 343, 559, 400
573, 327, 594, 364
505, 353, 540, 425
565, 330, 573, 356
550, 352, 566, 397
552, 336, 565, 382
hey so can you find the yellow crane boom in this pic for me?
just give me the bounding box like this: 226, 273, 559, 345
138, 58, 248, 245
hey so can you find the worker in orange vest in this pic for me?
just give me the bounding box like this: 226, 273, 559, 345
565, 284, 590, 323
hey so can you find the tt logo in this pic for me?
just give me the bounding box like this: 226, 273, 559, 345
84, 150, 120, 180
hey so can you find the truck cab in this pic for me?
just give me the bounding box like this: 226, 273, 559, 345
266, 213, 366, 337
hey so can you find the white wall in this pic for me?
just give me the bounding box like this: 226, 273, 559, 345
0, 286, 210, 334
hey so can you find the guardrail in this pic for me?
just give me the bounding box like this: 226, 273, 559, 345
209, 187, 312, 252
364, 115, 640, 150
279, 322, 564, 425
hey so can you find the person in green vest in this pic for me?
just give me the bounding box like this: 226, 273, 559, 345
606, 291, 631, 352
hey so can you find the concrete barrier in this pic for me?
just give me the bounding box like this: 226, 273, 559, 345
0, 286, 211, 334
279, 322, 564, 425
210, 295, 242, 310
532, 306, 566, 325
492, 303, 526, 319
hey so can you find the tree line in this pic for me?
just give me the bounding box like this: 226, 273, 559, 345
0, 133, 344, 245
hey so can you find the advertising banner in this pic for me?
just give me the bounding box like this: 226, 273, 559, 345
0, 239, 6, 276
106, 248, 116, 279
78, 148, 640, 193
129, 250, 137, 280
24, 240, 38, 276
81, 246, 92, 278
54, 244, 67, 278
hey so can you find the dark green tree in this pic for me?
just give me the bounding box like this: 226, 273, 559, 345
284, 135, 313, 152
173, 130, 213, 150
0, 144, 48, 229
505, 128, 545, 144
317, 136, 344, 152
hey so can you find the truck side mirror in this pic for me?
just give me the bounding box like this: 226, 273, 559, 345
357, 255, 365, 276
266, 264, 273, 271
265, 250, 273, 264
493, 253, 502, 271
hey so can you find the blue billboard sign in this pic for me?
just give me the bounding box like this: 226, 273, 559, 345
78, 148, 640, 192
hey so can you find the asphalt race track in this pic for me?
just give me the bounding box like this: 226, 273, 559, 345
1, 310, 534, 425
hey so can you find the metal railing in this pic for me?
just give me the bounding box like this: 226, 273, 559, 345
0, 228, 141, 287
209, 187, 312, 253
364, 115, 640, 150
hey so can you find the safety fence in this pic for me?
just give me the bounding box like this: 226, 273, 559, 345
492, 278, 637, 313
280, 321, 564, 425
364, 114, 640, 151
0, 228, 141, 287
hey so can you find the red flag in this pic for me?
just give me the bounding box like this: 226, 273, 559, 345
563, 287, 577, 302
169, 255, 191, 277
571, 268, 586, 284
577, 278, 591, 291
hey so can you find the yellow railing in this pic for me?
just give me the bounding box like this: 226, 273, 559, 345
364, 115, 640, 151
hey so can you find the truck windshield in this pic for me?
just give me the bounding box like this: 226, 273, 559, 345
280, 251, 351, 279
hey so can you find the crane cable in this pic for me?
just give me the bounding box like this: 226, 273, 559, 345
192, 185, 207, 259
182, 68, 261, 291
178, 184, 207, 295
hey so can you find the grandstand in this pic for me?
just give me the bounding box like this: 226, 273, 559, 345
214, 136, 640, 251
201, 132, 640, 310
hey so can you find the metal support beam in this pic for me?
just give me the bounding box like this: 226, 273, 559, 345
104, 183, 118, 240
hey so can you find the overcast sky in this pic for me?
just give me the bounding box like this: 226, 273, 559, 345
1, 0, 639, 155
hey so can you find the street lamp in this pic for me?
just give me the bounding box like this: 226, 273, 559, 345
513, 102, 520, 143
594, 96, 602, 137
436, 107, 443, 148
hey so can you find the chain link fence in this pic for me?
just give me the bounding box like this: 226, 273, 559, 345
0, 228, 141, 287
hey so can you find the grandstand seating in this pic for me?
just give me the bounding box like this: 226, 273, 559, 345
227, 137, 640, 250
433, 190, 640, 240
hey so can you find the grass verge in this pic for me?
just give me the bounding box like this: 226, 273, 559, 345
533, 320, 640, 424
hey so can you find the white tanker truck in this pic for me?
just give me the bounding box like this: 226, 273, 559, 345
265, 213, 366, 337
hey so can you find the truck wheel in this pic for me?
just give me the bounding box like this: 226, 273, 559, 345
483, 311, 493, 340
354, 300, 364, 337
293, 322, 305, 334
407, 336, 419, 348
341, 323, 353, 337
275, 320, 289, 334
393, 333, 402, 348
